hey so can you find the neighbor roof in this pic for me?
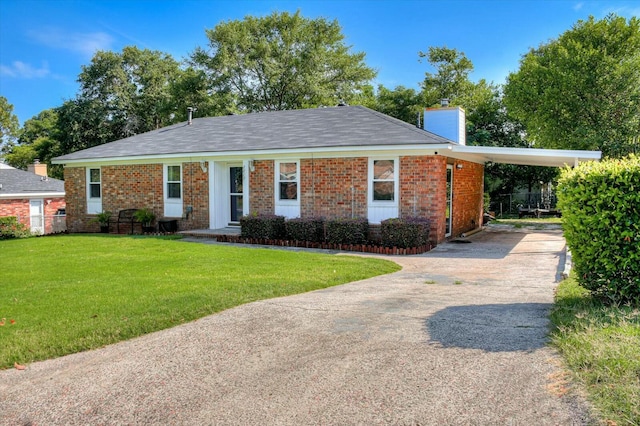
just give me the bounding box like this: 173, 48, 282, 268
54, 106, 452, 162
0, 164, 65, 199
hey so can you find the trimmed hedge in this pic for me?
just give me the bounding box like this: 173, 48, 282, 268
557, 155, 640, 303
0, 216, 31, 240
381, 217, 430, 248
239, 214, 286, 239
285, 217, 325, 242
326, 218, 369, 245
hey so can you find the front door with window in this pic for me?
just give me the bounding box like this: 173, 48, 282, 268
229, 166, 243, 223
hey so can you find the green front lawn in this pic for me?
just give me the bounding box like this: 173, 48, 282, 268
550, 276, 640, 424
0, 235, 400, 369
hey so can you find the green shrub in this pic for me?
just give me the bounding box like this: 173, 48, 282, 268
240, 213, 286, 239
557, 155, 640, 304
325, 218, 369, 245
0, 216, 31, 240
286, 217, 325, 242
381, 217, 430, 248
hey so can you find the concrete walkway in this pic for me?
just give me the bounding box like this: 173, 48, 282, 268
0, 227, 592, 425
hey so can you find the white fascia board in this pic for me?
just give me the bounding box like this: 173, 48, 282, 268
449, 145, 602, 167
52, 144, 455, 167
0, 191, 65, 199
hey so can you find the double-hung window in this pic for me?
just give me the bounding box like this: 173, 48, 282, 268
167, 165, 182, 199
87, 167, 102, 214
164, 164, 183, 217
372, 160, 395, 201
368, 158, 398, 223
278, 162, 298, 200
274, 160, 300, 218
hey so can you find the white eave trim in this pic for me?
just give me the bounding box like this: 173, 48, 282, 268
51, 143, 602, 168
52, 144, 456, 166
0, 191, 65, 200
448, 145, 602, 167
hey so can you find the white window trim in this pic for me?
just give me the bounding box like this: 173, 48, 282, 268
274, 160, 300, 205
368, 157, 399, 206
163, 163, 183, 218
86, 167, 102, 214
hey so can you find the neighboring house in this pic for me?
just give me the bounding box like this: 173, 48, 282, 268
52, 105, 600, 244
0, 161, 66, 235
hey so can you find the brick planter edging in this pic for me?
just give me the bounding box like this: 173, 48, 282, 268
213, 235, 432, 255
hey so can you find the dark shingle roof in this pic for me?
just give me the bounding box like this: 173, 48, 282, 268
0, 164, 65, 196
54, 106, 453, 162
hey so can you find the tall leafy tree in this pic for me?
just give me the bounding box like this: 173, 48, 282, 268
504, 14, 640, 157
419, 46, 474, 107
77, 46, 183, 141
191, 11, 376, 112
3, 109, 64, 177
0, 96, 20, 152
373, 85, 422, 125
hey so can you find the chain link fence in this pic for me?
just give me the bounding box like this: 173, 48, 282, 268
489, 192, 558, 217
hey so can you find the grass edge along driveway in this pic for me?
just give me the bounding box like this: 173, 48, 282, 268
0, 235, 400, 369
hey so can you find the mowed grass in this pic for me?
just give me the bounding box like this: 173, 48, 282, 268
550, 276, 640, 425
492, 217, 562, 229
0, 235, 400, 369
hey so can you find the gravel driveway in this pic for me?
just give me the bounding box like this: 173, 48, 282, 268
0, 227, 592, 425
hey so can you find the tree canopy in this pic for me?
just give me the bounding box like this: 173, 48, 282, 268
0, 96, 20, 151
504, 14, 640, 157
419, 46, 475, 107
190, 11, 376, 112
77, 46, 184, 139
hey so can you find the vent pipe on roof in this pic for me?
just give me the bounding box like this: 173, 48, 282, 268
187, 107, 197, 125
440, 98, 450, 107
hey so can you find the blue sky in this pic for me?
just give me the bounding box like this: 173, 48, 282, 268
1, 0, 638, 125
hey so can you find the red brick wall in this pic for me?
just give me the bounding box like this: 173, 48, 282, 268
63, 156, 483, 241
452, 160, 484, 237
249, 160, 274, 214
300, 157, 368, 218
64, 167, 87, 233
399, 156, 448, 244
182, 162, 209, 229
0, 197, 66, 234
0, 199, 30, 226
64, 163, 209, 233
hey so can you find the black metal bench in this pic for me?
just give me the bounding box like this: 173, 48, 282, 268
111, 209, 142, 234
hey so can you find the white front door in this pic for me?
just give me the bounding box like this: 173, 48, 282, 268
30, 199, 44, 235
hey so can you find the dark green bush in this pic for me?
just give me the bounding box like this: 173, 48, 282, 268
325, 218, 369, 245
558, 155, 640, 304
286, 217, 325, 242
381, 217, 430, 248
240, 214, 286, 239
0, 216, 31, 240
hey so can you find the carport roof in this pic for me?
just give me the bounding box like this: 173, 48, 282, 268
447, 145, 601, 167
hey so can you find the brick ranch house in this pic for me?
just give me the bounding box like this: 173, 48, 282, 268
0, 161, 66, 235
52, 105, 600, 245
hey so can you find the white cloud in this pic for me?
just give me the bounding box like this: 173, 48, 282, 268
28, 27, 114, 58
0, 61, 50, 79
603, 6, 640, 18
573, 2, 584, 11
